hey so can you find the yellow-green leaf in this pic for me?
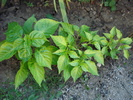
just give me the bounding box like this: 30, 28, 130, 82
51, 35, 67, 49
123, 49, 129, 59
0, 42, 16, 62
85, 60, 99, 75
71, 66, 83, 82
57, 54, 69, 73
28, 59, 45, 86
15, 62, 29, 89
34, 47, 52, 69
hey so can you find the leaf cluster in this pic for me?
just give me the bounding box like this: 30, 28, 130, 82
0, 15, 132, 88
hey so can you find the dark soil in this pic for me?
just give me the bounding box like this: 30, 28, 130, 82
0, 0, 133, 100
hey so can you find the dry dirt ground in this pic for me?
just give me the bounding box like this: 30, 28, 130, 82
0, 0, 133, 100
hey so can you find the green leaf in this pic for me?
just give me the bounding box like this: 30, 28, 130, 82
104, 1, 109, 6
116, 29, 122, 39
63, 65, 72, 81
67, 34, 75, 45
80, 62, 90, 72
109, 40, 118, 50
80, 25, 90, 42
61, 23, 74, 35
94, 51, 104, 65
71, 66, 83, 82
29, 31, 47, 47
68, 45, 76, 50
111, 6, 116, 11
18, 47, 32, 62
34, 46, 52, 69
87, 46, 93, 50
13, 38, 24, 50
69, 51, 79, 58
85, 32, 93, 41
109, 0, 116, 6
53, 49, 65, 55
100, 40, 108, 46
85, 60, 98, 75
110, 50, 118, 59
84, 50, 97, 57
15, 62, 29, 89
93, 42, 101, 50
120, 38, 132, 45
93, 35, 101, 42
118, 45, 131, 50
0, 40, 6, 47
78, 49, 83, 56
23, 15, 37, 34
47, 46, 58, 65
110, 26, 116, 37
34, 19, 59, 37
24, 35, 31, 47
0, 42, 16, 62
102, 46, 109, 56
82, 43, 88, 48
123, 49, 129, 59
73, 25, 79, 32
57, 54, 69, 73
51, 36, 67, 49
103, 33, 113, 39
69, 60, 80, 66
18, 35, 32, 62
58, 27, 68, 37
4, 22, 23, 42
28, 59, 45, 86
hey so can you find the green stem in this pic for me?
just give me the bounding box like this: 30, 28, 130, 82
58, 0, 69, 23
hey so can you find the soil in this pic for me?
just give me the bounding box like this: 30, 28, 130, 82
0, 0, 133, 100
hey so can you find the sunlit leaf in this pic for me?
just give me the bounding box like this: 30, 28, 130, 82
116, 28, 122, 39
0, 42, 16, 62
85, 60, 99, 75
120, 38, 132, 45
29, 31, 47, 47
35, 46, 52, 69
68, 51, 79, 58
123, 49, 129, 59
69, 60, 80, 66
61, 23, 73, 35
53, 49, 65, 55
93, 42, 101, 50
51, 35, 67, 49
34, 19, 59, 37
15, 62, 29, 89
57, 54, 69, 73
71, 66, 83, 82
85, 32, 93, 41
110, 26, 116, 37
28, 59, 45, 86
63, 65, 72, 81
94, 51, 104, 65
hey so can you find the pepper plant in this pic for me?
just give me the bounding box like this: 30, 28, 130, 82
0, 15, 132, 89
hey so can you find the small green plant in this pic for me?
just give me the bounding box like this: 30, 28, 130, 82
104, 0, 116, 11
0, 15, 132, 88
78, 0, 117, 11
24, 1, 34, 7
0, 0, 7, 8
